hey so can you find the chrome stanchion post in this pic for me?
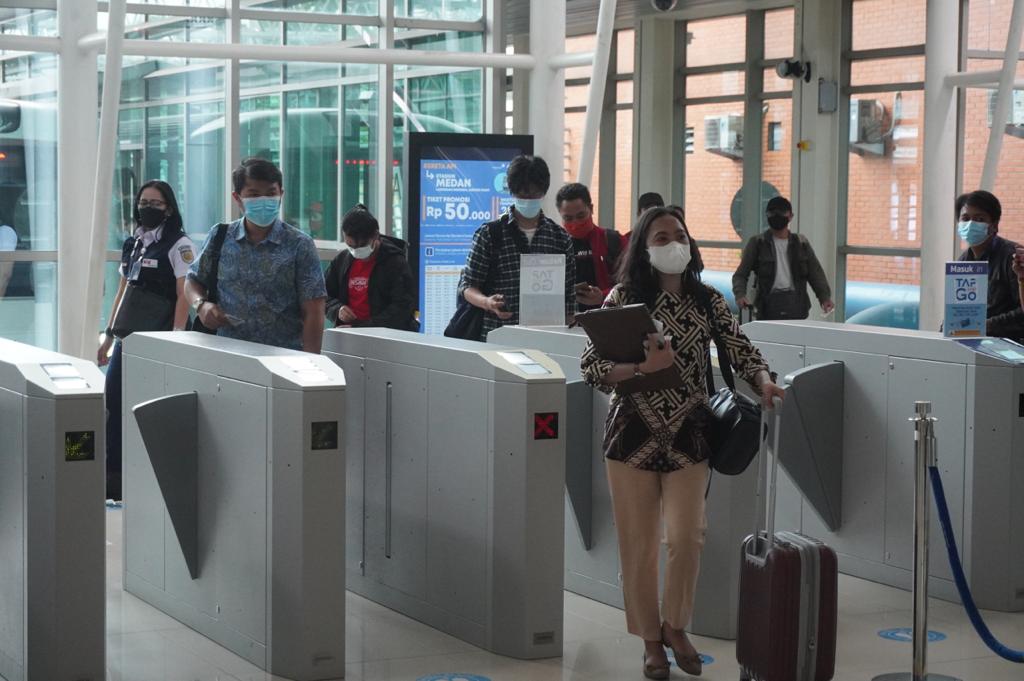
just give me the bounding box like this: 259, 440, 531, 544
913, 402, 935, 680
872, 402, 961, 681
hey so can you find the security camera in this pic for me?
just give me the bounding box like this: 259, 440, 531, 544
651, 0, 678, 11
776, 59, 812, 83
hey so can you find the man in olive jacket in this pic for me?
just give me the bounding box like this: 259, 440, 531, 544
732, 196, 834, 320
325, 204, 419, 331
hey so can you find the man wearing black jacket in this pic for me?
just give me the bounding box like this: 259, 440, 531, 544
956, 190, 1024, 342
325, 204, 418, 331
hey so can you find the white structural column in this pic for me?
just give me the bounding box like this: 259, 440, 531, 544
377, 0, 396, 234
80, 0, 127, 359
511, 33, 531, 135
792, 0, 842, 319
919, 0, 960, 331
632, 16, 676, 203
981, 0, 1024, 190
528, 0, 566, 213
484, 0, 505, 134
576, 0, 617, 187
225, 0, 241, 221
56, 0, 100, 356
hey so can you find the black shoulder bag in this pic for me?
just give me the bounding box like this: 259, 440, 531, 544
188, 223, 230, 335
444, 221, 503, 340
696, 286, 763, 476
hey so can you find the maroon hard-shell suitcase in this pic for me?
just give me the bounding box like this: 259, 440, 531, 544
736, 402, 838, 681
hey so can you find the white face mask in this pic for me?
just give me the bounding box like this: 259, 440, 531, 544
647, 241, 692, 274
351, 242, 375, 260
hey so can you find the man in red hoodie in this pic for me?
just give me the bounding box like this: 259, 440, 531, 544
556, 182, 628, 311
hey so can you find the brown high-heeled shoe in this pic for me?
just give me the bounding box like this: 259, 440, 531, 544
643, 652, 670, 680
662, 623, 703, 676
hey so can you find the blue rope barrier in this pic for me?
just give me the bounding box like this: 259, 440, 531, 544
929, 465, 1024, 663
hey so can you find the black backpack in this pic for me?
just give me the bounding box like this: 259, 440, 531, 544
443, 221, 505, 341
603, 227, 623, 278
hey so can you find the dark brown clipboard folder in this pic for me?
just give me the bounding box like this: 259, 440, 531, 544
575, 303, 684, 394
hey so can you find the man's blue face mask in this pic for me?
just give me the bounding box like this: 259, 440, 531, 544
957, 220, 990, 247
242, 197, 281, 228
514, 197, 543, 219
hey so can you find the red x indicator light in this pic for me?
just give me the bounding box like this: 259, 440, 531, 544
534, 412, 558, 440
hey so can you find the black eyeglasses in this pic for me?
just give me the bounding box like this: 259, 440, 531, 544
138, 200, 167, 209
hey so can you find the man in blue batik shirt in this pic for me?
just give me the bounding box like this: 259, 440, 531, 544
185, 157, 327, 352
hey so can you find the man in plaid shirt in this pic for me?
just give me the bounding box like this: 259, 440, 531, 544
458, 155, 575, 341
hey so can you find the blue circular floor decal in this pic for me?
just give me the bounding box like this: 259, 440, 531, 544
662, 649, 714, 667
878, 628, 947, 643
416, 675, 492, 681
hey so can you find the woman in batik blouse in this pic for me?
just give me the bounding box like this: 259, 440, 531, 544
581, 206, 784, 679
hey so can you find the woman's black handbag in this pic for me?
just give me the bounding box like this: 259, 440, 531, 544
110, 285, 175, 339
697, 288, 764, 475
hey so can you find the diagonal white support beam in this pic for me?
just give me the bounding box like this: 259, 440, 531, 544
982, 0, 1024, 190
576, 0, 617, 187
80, 0, 127, 358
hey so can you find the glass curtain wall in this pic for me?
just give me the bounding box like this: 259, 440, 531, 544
838, 0, 926, 328
93, 0, 486, 339
0, 8, 59, 349
677, 9, 796, 306
562, 29, 636, 233
0, 1, 489, 350
961, 0, 1024, 246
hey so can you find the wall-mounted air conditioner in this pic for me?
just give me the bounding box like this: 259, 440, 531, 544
987, 90, 1024, 139
703, 114, 743, 160
849, 98, 888, 156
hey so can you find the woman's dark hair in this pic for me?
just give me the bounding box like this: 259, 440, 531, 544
232, 157, 283, 194
665, 204, 686, 221
956, 190, 1002, 226
133, 180, 183, 232
506, 155, 550, 196
617, 206, 705, 307
342, 203, 379, 242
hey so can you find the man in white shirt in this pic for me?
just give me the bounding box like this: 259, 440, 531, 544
732, 196, 834, 320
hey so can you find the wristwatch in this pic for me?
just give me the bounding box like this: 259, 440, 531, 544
192, 297, 207, 312
633, 363, 645, 378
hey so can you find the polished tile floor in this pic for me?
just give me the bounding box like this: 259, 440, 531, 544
104, 508, 1024, 681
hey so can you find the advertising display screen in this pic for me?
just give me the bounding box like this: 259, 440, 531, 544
406, 133, 533, 335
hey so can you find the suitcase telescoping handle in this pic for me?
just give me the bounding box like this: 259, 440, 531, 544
751, 396, 784, 557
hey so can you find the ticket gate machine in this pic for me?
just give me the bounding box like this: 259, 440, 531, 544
122, 332, 347, 680
488, 325, 762, 640
322, 328, 566, 659
0, 339, 105, 681
744, 321, 1024, 612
